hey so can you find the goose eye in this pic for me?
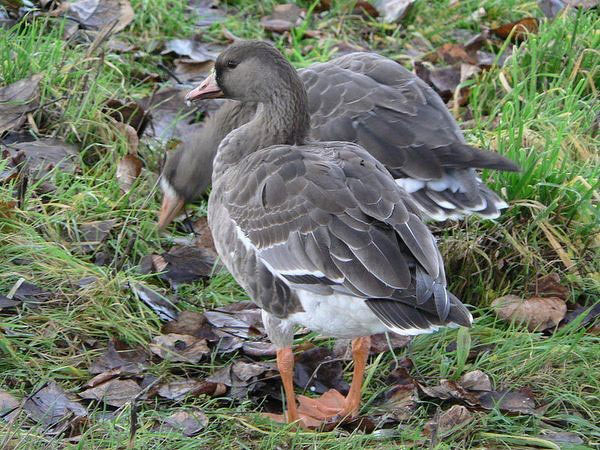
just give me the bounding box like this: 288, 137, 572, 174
227, 60, 238, 69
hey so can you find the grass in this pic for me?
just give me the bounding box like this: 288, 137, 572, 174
1, 0, 599, 448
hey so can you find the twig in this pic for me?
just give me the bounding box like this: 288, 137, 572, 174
157, 63, 183, 85
128, 375, 163, 450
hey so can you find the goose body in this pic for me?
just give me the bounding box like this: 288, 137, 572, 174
186, 41, 472, 426
159, 51, 518, 228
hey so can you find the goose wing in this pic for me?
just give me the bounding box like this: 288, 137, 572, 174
221, 142, 472, 328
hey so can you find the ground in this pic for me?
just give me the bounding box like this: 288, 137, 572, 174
0, 0, 598, 448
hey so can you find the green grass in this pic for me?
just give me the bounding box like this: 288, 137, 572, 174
1, 0, 599, 448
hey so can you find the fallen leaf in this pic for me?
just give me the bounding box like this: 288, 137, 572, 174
24, 382, 87, 426
0, 295, 20, 309
242, 341, 277, 357
419, 379, 481, 406
162, 310, 216, 340
294, 347, 349, 395
192, 216, 216, 254
155, 246, 216, 287
157, 379, 220, 400
491, 18, 538, 42
414, 62, 461, 102
2, 139, 79, 181
9, 280, 52, 305
538, 0, 569, 18
139, 87, 217, 143
539, 430, 584, 446
459, 370, 492, 391
353, 1, 379, 17
149, 333, 210, 363
67, 0, 134, 33
0, 74, 43, 134
491, 295, 567, 331
103, 99, 148, 136
75, 219, 117, 253
204, 305, 264, 339
369, 333, 412, 355
105, 36, 136, 53
260, 3, 304, 33
189, 0, 226, 27
159, 410, 208, 436
84, 369, 122, 389
173, 58, 214, 83
206, 361, 274, 399
0, 390, 20, 422
79, 378, 141, 407
162, 39, 223, 63
380, 378, 419, 421
427, 43, 477, 65
89, 340, 150, 375
116, 153, 142, 193
560, 303, 600, 329
478, 389, 536, 415
130, 282, 178, 321
212, 331, 245, 354
374, 0, 415, 23
531, 273, 569, 300
564, 0, 600, 8
232, 361, 270, 382
424, 405, 473, 438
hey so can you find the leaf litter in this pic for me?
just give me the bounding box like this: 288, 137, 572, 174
0, 73, 43, 135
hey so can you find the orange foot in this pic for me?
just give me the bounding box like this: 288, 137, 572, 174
264, 389, 356, 429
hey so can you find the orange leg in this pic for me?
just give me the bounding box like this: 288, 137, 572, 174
341, 335, 371, 417
276, 347, 299, 424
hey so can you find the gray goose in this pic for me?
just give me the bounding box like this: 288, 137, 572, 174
185, 41, 472, 427
159, 51, 519, 228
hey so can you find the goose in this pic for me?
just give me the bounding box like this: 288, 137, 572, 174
184, 41, 472, 427
159, 51, 519, 229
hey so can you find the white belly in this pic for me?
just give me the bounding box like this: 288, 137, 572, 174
287, 291, 388, 339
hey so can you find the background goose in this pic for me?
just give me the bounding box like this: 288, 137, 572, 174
159, 51, 519, 228
186, 40, 472, 427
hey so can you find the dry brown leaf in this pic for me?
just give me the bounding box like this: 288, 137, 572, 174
103, 99, 148, 136
116, 153, 142, 193
79, 378, 141, 407
491, 17, 538, 42
138, 87, 217, 143
0, 74, 43, 134
459, 370, 492, 391
491, 294, 566, 331
242, 341, 277, 357
159, 410, 208, 436
424, 405, 473, 438
2, 139, 79, 180
192, 217, 217, 254
162, 310, 216, 340
153, 246, 217, 288
149, 333, 210, 363
0, 390, 20, 422
76, 219, 117, 253
162, 39, 223, 63
374, 0, 415, 23
89, 340, 150, 375
477, 389, 536, 415
294, 347, 349, 395
24, 382, 87, 426
173, 58, 214, 83
67, 0, 134, 33
532, 273, 569, 300
157, 379, 219, 400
